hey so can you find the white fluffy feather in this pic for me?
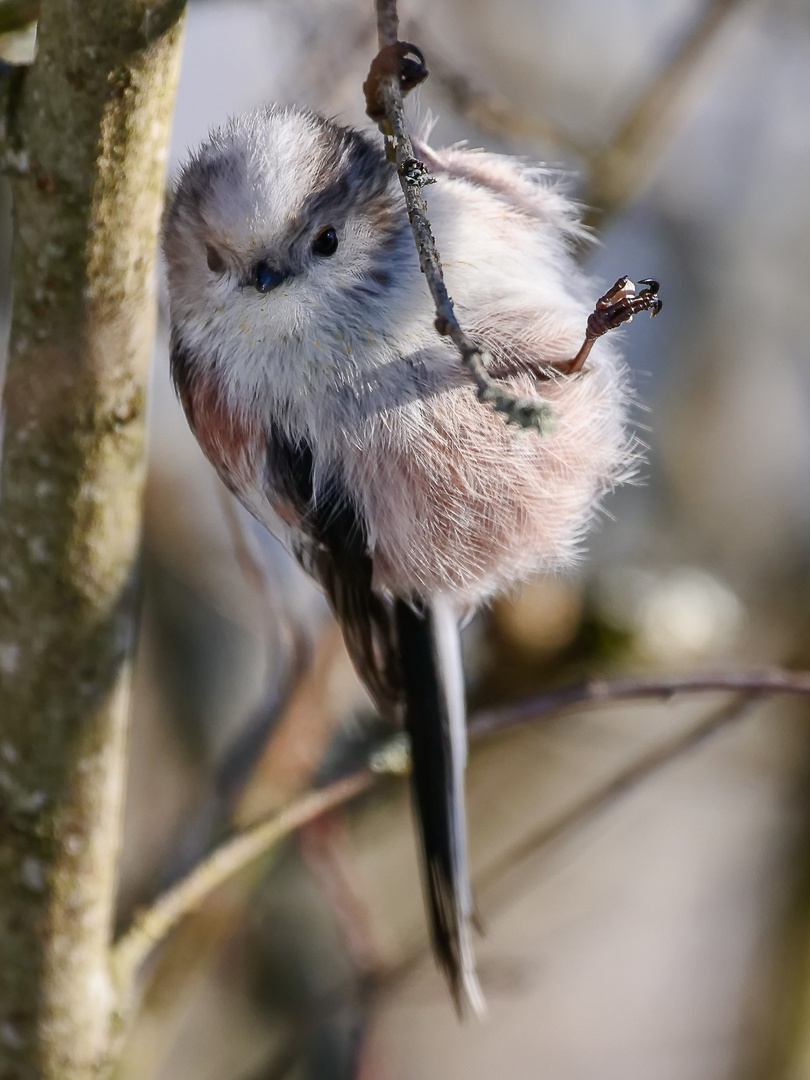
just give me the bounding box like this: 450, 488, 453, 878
164, 105, 634, 605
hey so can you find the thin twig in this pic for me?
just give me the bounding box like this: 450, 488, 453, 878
111, 770, 376, 991
364, 0, 555, 433
420, 43, 591, 162
232, 623, 357, 829
468, 669, 810, 741
402, 1, 754, 233
300, 812, 383, 976
216, 486, 279, 633
216, 481, 313, 704
215, 690, 763, 1054
111, 667, 810, 996
377, 691, 762, 998
477, 692, 760, 895
582, 0, 757, 230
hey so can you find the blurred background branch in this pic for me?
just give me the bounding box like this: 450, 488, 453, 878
113, 669, 809, 1016
581, 0, 761, 230
405, 0, 760, 233
113, 771, 376, 1001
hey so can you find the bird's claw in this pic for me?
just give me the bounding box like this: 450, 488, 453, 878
588, 276, 663, 337
552, 275, 664, 376
364, 41, 430, 124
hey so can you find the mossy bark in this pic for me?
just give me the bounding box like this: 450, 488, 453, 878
0, 2, 185, 1076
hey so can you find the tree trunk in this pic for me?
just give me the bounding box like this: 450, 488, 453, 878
0, 2, 185, 1076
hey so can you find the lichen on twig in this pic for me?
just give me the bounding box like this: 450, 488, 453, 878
363, 0, 555, 433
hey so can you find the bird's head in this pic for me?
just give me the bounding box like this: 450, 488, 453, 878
163, 105, 412, 392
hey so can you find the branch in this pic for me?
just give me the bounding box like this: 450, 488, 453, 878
112, 667, 810, 997
477, 692, 760, 894
468, 668, 810, 741
409, 36, 592, 162
111, 770, 376, 993
401, 1, 754, 234
208, 683, 758, 1078
378, 691, 762, 998
0, 1, 187, 1074
217, 486, 280, 630
215, 482, 311, 689
231, 623, 356, 829
363, 0, 554, 433
182, 689, 763, 1071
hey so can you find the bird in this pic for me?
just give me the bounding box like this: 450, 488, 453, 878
162, 102, 660, 1015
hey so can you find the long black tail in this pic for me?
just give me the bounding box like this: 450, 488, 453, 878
394, 596, 484, 1015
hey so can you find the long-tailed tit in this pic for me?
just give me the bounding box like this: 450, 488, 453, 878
162, 103, 660, 1014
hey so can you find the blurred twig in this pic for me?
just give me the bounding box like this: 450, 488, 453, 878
478, 692, 759, 896
226, 690, 761, 1075
407, 0, 756, 232
111, 623, 366, 1063
376, 691, 761, 1000
468, 668, 810, 740
216, 484, 315, 751
582, 0, 757, 229
419, 45, 591, 161
300, 811, 383, 977
112, 771, 376, 996
217, 487, 284, 645
232, 623, 360, 828
113, 667, 810, 1003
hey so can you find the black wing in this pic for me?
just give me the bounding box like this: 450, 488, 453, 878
266, 431, 399, 713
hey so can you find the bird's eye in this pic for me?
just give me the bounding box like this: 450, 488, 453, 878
312, 227, 338, 257
252, 261, 286, 293
206, 244, 226, 274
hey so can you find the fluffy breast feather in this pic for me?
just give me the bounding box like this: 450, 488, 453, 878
340, 336, 632, 604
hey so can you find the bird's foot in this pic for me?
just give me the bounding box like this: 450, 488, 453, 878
556, 276, 663, 376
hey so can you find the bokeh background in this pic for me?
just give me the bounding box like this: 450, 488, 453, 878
5, 0, 810, 1076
